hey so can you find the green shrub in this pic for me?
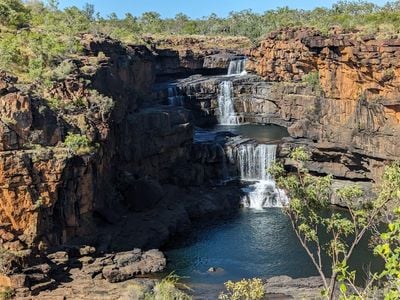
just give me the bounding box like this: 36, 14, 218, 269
218, 278, 265, 300
126, 273, 192, 300
152, 273, 191, 300
63, 132, 94, 155
0, 33, 23, 71
45, 97, 65, 110
0, 0, 30, 28
302, 71, 322, 94
0, 287, 15, 300
47, 60, 76, 81
88, 90, 114, 120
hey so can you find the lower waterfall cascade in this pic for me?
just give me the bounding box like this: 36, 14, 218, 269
227, 143, 288, 209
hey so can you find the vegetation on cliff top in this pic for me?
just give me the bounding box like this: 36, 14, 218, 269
3, 0, 400, 81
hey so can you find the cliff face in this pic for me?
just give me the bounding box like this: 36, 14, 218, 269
0, 33, 248, 265
246, 28, 400, 162
3, 28, 400, 294
247, 28, 400, 100
0, 36, 195, 254
150, 35, 250, 80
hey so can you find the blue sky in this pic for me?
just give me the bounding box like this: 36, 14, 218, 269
58, 0, 389, 18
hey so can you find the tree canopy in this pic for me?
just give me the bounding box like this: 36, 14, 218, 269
3, 0, 400, 81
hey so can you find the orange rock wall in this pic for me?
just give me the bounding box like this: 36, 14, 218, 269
247, 29, 400, 159
247, 29, 400, 101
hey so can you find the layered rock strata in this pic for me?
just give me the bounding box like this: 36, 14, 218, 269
247, 28, 400, 163
0, 34, 244, 297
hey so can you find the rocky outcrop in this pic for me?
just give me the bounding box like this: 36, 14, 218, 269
264, 276, 326, 299
168, 29, 400, 182
3, 28, 400, 297
0, 33, 249, 296
247, 28, 400, 101
150, 35, 250, 80
0, 34, 243, 262
246, 29, 400, 163
101, 249, 166, 283
5, 246, 166, 299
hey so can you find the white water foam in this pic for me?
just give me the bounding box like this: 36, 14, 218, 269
217, 81, 239, 125
228, 59, 248, 76
228, 143, 288, 209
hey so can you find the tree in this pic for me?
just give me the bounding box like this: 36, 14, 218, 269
373, 208, 400, 299
0, 0, 31, 28
83, 3, 95, 21
140, 11, 163, 34
270, 147, 399, 299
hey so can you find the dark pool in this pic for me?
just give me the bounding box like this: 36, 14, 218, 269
163, 208, 382, 298
165, 209, 316, 283
166, 124, 382, 298
194, 124, 289, 144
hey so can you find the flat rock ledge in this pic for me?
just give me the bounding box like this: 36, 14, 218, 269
12, 248, 166, 299
265, 276, 325, 300
102, 249, 166, 283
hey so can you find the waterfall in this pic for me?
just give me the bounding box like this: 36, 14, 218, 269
237, 144, 275, 181
227, 59, 247, 76
228, 143, 288, 209
217, 81, 239, 125
168, 86, 185, 106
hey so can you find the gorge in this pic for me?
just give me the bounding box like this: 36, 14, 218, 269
1, 25, 400, 299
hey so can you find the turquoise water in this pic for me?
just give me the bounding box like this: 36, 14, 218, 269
165, 209, 316, 284
165, 124, 382, 298
164, 208, 382, 298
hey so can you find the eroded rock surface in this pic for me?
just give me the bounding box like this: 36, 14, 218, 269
0, 34, 243, 296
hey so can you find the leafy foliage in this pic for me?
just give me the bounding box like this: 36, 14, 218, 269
218, 278, 265, 300
374, 209, 400, 299
4, 1, 400, 82
0, 0, 30, 28
302, 71, 322, 95
272, 147, 400, 299
126, 273, 192, 300
63, 132, 94, 155
0, 287, 15, 300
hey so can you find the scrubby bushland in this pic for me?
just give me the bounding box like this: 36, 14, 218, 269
3, 0, 400, 82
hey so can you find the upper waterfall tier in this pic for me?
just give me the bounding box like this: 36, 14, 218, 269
227, 59, 247, 75
217, 81, 239, 125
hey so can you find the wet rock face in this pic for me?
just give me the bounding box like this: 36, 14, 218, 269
174, 71, 395, 181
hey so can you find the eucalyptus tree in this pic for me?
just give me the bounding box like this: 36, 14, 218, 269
270, 147, 400, 299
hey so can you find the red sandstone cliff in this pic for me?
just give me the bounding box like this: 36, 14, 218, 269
247, 28, 400, 160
